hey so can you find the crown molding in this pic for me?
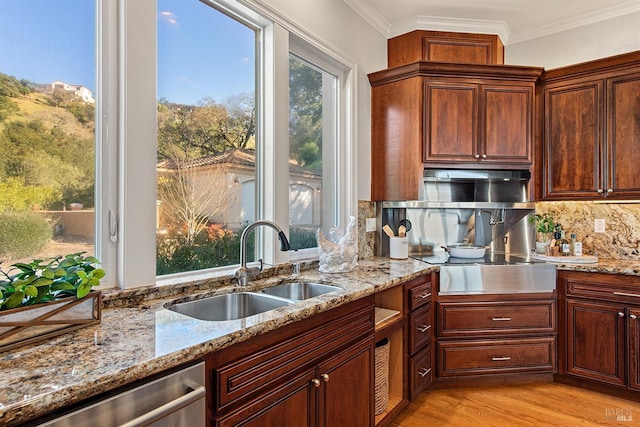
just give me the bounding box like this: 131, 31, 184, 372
342, 0, 391, 38
344, 0, 640, 45
390, 15, 510, 43
507, 0, 640, 44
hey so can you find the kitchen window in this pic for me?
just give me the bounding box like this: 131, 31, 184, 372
0, 0, 356, 289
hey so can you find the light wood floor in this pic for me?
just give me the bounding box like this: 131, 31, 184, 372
391, 383, 640, 426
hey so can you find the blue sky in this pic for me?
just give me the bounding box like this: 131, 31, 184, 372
0, 0, 255, 105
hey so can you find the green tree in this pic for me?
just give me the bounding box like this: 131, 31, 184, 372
288, 57, 322, 170
157, 94, 256, 162
0, 72, 32, 97
49, 87, 75, 108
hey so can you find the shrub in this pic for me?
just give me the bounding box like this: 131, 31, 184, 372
0, 210, 52, 260
289, 227, 317, 251
156, 226, 248, 275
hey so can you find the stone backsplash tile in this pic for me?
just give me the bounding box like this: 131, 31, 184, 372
536, 201, 640, 260
358, 200, 376, 258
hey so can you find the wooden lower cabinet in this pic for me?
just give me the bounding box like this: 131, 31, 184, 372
319, 338, 374, 427
565, 299, 625, 386
207, 297, 375, 427
437, 337, 555, 376
435, 293, 557, 383
558, 271, 640, 397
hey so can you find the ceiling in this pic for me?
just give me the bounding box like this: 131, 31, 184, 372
343, 0, 640, 44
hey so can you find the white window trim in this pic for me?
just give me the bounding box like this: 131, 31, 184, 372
113, 0, 358, 288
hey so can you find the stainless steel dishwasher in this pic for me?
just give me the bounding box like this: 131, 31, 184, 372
35, 362, 206, 427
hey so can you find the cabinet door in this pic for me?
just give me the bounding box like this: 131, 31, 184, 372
317, 337, 374, 427
566, 299, 626, 386
607, 72, 640, 198
424, 81, 478, 163
481, 84, 533, 164
629, 308, 640, 391
215, 369, 316, 427
543, 80, 604, 199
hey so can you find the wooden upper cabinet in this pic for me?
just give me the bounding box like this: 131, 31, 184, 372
369, 62, 541, 201
424, 80, 534, 164
424, 81, 477, 163
539, 50, 640, 200
608, 72, 640, 198
388, 30, 504, 68
543, 79, 603, 199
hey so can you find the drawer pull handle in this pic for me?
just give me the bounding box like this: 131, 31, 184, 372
321, 373, 329, 382
311, 378, 321, 388
614, 292, 640, 298
491, 356, 511, 361
491, 317, 511, 321
418, 368, 431, 377
418, 292, 432, 299
417, 325, 431, 333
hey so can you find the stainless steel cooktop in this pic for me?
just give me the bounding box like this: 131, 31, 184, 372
412, 252, 556, 295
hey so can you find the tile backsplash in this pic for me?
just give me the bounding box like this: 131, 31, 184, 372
536, 201, 640, 260
358, 200, 640, 261
357, 200, 376, 259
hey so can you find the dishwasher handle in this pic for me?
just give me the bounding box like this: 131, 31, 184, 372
119, 383, 206, 427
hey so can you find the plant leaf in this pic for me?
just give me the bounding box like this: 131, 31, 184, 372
24, 285, 38, 297
76, 270, 87, 280
51, 281, 74, 291
42, 269, 56, 279
32, 277, 54, 287
53, 267, 66, 277
77, 282, 92, 299
84, 256, 100, 264
5, 290, 25, 309
90, 268, 106, 280
87, 277, 100, 287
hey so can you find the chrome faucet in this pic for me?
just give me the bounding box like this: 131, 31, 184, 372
234, 220, 291, 286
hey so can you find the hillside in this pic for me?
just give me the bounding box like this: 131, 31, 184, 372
0, 92, 94, 140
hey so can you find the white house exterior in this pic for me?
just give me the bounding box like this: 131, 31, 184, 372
35, 80, 95, 103
156, 149, 322, 231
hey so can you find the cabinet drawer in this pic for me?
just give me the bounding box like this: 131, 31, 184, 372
213, 304, 374, 412
564, 277, 640, 304
437, 337, 556, 377
407, 279, 432, 310
409, 345, 432, 399
409, 304, 432, 354
438, 300, 556, 337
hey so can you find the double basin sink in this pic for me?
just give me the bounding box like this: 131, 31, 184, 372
165, 282, 341, 322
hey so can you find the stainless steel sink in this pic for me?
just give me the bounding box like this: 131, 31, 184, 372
165, 292, 294, 321
260, 282, 341, 300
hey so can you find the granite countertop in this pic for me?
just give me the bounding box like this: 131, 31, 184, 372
0, 257, 435, 426
551, 258, 640, 276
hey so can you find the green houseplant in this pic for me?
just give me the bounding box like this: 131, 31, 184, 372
0, 252, 105, 310
528, 213, 556, 254
0, 252, 104, 351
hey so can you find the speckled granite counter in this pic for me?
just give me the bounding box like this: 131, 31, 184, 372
0, 257, 435, 426
551, 258, 640, 277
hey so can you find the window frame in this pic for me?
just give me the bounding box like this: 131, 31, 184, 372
112, 0, 357, 288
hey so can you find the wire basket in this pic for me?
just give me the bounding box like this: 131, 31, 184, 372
374, 337, 390, 415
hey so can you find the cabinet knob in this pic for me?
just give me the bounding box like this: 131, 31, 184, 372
607, 189, 613, 193
474, 154, 480, 159
481, 154, 487, 159
618, 312, 625, 318
417, 325, 431, 333
321, 373, 329, 382
597, 189, 604, 193
311, 378, 321, 387
631, 314, 637, 319
418, 367, 431, 378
